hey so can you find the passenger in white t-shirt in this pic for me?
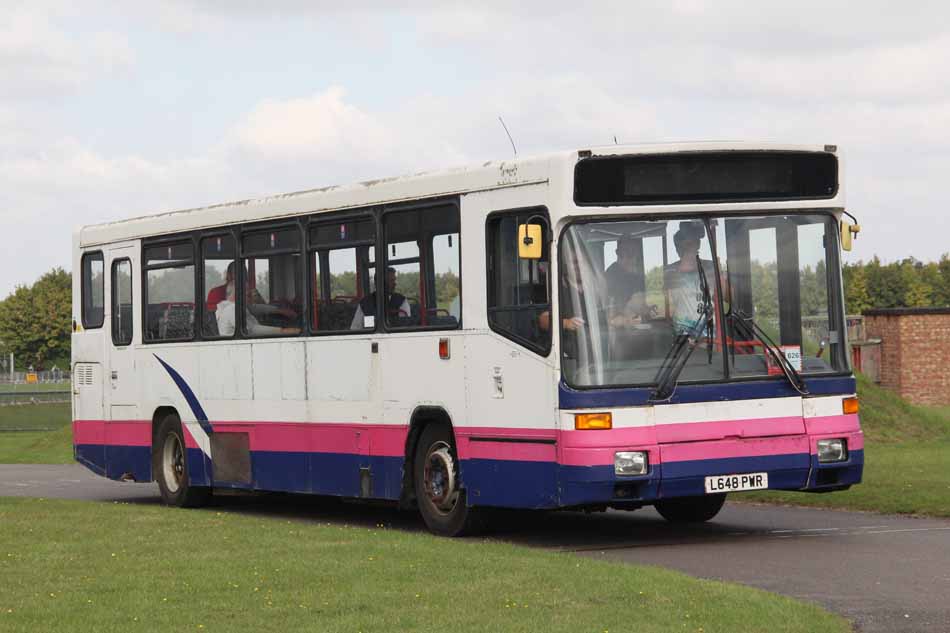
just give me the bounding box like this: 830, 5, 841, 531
216, 282, 300, 336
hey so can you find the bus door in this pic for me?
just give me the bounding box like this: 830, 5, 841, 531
105, 246, 138, 422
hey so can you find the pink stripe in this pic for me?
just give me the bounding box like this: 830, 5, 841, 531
73, 420, 151, 447
661, 436, 810, 463
655, 416, 805, 443
72, 418, 864, 464
804, 414, 861, 435
105, 422, 152, 447
559, 426, 656, 448
73, 420, 105, 445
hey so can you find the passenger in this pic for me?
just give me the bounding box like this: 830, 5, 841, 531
538, 253, 587, 335
605, 238, 650, 328
209, 261, 298, 323
350, 267, 411, 329
206, 262, 234, 313
663, 223, 718, 334
216, 281, 301, 336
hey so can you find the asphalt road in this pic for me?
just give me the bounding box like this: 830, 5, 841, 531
3, 464, 949, 633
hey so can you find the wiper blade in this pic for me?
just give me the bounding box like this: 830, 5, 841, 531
729, 309, 809, 395
650, 256, 715, 402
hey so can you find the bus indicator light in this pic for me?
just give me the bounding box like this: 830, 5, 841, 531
842, 397, 859, 415
439, 338, 450, 360
575, 412, 612, 430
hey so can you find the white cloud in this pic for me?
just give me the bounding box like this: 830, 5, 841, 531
232, 86, 394, 160
0, 5, 134, 99
2, 3, 950, 295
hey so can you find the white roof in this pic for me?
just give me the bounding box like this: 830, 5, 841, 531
78, 141, 839, 247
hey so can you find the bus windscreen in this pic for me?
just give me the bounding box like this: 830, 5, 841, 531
574, 151, 838, 205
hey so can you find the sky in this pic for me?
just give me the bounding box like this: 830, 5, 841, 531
2, 1, 949, 297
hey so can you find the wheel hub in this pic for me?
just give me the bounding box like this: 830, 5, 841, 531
162, 433, 185, 494
423, 441, 459, 513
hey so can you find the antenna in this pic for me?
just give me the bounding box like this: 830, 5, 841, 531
498, 116, 517, 157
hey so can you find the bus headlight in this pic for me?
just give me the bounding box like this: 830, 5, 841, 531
817, 439, 848, 463
615, 451, 648, 476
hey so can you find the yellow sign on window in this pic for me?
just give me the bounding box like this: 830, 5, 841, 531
26, 373, 38, 384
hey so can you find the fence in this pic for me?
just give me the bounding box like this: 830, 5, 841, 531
0, 369, 71, 385
0, 378, 72, 407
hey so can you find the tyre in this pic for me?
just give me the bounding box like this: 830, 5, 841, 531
655, 493, 726, 523
153, 413, 211, 508
413, 423, 482, 537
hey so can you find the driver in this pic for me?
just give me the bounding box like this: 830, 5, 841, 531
605, 237, 650, 328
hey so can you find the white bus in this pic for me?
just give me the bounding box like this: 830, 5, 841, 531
72, 142, 863, 536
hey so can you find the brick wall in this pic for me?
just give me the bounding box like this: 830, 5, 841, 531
864, 308, 950, 406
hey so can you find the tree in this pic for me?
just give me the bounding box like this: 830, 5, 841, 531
900, 259, 933, 308
0, 268, 72, 369
843, 263, 872, 314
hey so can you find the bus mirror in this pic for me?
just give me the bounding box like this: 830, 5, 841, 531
840, 221, 860, 251
518, 224, 543, 259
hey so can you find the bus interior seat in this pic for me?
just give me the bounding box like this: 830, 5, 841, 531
319, 300, 359, 331
203, 310, 219, 337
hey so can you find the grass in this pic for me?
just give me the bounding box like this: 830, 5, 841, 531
741, 374, 950, 517
0, 497, 848, 633
0, 403, 71, 431
0, 403, 73, 464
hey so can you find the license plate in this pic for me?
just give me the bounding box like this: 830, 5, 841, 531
704, 472, 769, 493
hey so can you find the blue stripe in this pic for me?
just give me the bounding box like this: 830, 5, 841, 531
559, 375, 856, 409
153, 355, 214, 436
73, 443, 864, 507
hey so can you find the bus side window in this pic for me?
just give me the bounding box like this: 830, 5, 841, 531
382, 204, 460, 330
81, 251, 105, 329
111, 259, 133, 345
201, 234, 236, 339
486, 209, 551, 355
143, 241, 196, 342
241, 227, 303, 337
310, 218, 376, 333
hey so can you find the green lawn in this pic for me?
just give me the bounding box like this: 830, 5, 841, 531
0, 403, 73, 464
741, 374, 950, 517
0, 497, 848, 633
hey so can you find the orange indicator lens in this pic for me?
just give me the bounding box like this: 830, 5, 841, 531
575, 412, 612, 430
842, 397, 859, 415
439, 338, 450, 360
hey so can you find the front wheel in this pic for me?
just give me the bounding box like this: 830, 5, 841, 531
413, 424, 482, 537
153, 413, 210, 508
655, 493, 726, 523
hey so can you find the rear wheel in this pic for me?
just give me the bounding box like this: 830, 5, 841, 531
413, 424, 482, 537
655, 494, 726, 523
154, 413, 210, 508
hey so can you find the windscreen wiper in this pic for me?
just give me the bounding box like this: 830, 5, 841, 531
650, 256, 715, 402
728, 309, 809, 395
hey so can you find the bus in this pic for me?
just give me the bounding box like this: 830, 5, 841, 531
72, 142, 863, 536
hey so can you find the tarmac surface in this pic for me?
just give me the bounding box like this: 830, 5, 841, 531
3, 463, 949, 633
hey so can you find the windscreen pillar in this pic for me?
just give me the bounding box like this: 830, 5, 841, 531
775, 223, 802, 346
725, 220, 754, 318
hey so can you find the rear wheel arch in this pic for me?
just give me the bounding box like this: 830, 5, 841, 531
401, 406, 456, 507
151, 408, 210, 508
150, 406, 179, 480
